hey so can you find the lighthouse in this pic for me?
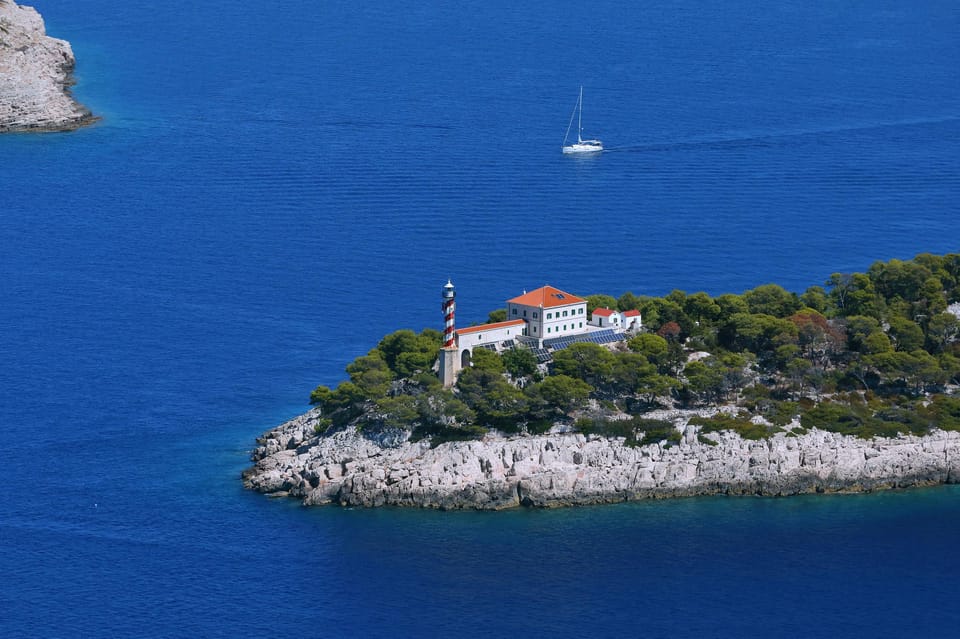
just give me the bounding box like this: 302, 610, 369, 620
438, 280, 460, 387
442, 279, 456, 348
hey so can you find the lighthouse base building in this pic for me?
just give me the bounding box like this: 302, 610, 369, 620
439, 347, 459, 388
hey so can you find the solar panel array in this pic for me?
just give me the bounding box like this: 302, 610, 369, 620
542, 329, 623, 351
492, 330, 624, 365
531, 348, 552, 363
505, 340, 552, 364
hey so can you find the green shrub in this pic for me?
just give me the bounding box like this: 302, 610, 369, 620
525, 419, 554, 435
920, 395, 960, 432
769, 401, 801, 427
799, 400, 922, 439
634, 419, 681, 447
410, 423, 488, 447
872, 405, 933, 436
801, 402, 867, 435
576, 416, 678, 447
575, 417, 597, 434
412, 371, 442, 390
591, 418, 636, 442
690, 414, 778, 440
746, 398, 800, 427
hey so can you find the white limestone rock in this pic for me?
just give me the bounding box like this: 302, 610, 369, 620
0, 1, 96, 132
243, 409, 960, 509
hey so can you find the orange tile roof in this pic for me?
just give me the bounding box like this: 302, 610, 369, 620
592, 308, 616, 317
456, 318, 525, 336
623, 309, 641, 317
507, 286, 585, 309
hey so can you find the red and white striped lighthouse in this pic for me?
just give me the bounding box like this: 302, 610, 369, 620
439, 280, 459, 387
442, 280, 456, 348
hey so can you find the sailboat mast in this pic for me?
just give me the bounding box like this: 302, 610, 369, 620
577, 85, 583, 143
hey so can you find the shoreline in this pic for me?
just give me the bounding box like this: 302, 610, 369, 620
0, 1, 98, 133
243, 407, 960, 510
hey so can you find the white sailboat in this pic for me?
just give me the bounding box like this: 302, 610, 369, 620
562, 86, 603, 154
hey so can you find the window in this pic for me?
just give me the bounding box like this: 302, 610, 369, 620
533, 326, 538, 333
533, 312, 538, 319
579, 308, 584, 314
512, 308, 517, 315
523, 310, 527, 317
563, 310, 568, 317
546, 312, 552, 319
547, 327, 551, 333
579, 322, 583, 328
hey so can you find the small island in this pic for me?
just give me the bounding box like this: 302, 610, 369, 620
244, 253, 960, 509
0, 1, 96, 133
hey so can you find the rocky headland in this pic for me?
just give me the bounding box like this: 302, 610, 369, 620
243, 408, 960, 509
0, 1, 96, 132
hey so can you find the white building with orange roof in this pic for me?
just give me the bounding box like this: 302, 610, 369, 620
622, 309, 642, 332
506, 285, 588, 340
590, 307, 622, 329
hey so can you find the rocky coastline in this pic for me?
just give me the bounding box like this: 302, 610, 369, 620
243, 408, 960, 510
0, 1, 96, 132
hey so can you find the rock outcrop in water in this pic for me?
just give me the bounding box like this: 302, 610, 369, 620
243, 408, 960, 509
0, 1, 96, 132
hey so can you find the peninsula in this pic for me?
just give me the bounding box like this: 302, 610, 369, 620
0, 1, 96, 132
244, 253, 960, 509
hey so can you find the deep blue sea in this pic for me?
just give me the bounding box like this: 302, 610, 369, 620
2, 1, 959, 636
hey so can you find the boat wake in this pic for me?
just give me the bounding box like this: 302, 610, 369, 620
604, 114, 960, 154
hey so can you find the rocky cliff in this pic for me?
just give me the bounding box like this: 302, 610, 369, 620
243, 408, 960, 509
0, 1, 95, 132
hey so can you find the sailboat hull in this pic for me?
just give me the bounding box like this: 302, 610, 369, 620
562, 140, 603, 154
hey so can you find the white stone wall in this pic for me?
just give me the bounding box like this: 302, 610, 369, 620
506, 302, 542, 337
541, 302, 587, 337
456, 322, 523, 351
590, 309, 621, 328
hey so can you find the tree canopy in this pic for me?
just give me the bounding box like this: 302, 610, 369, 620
309, 252, 960, 444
